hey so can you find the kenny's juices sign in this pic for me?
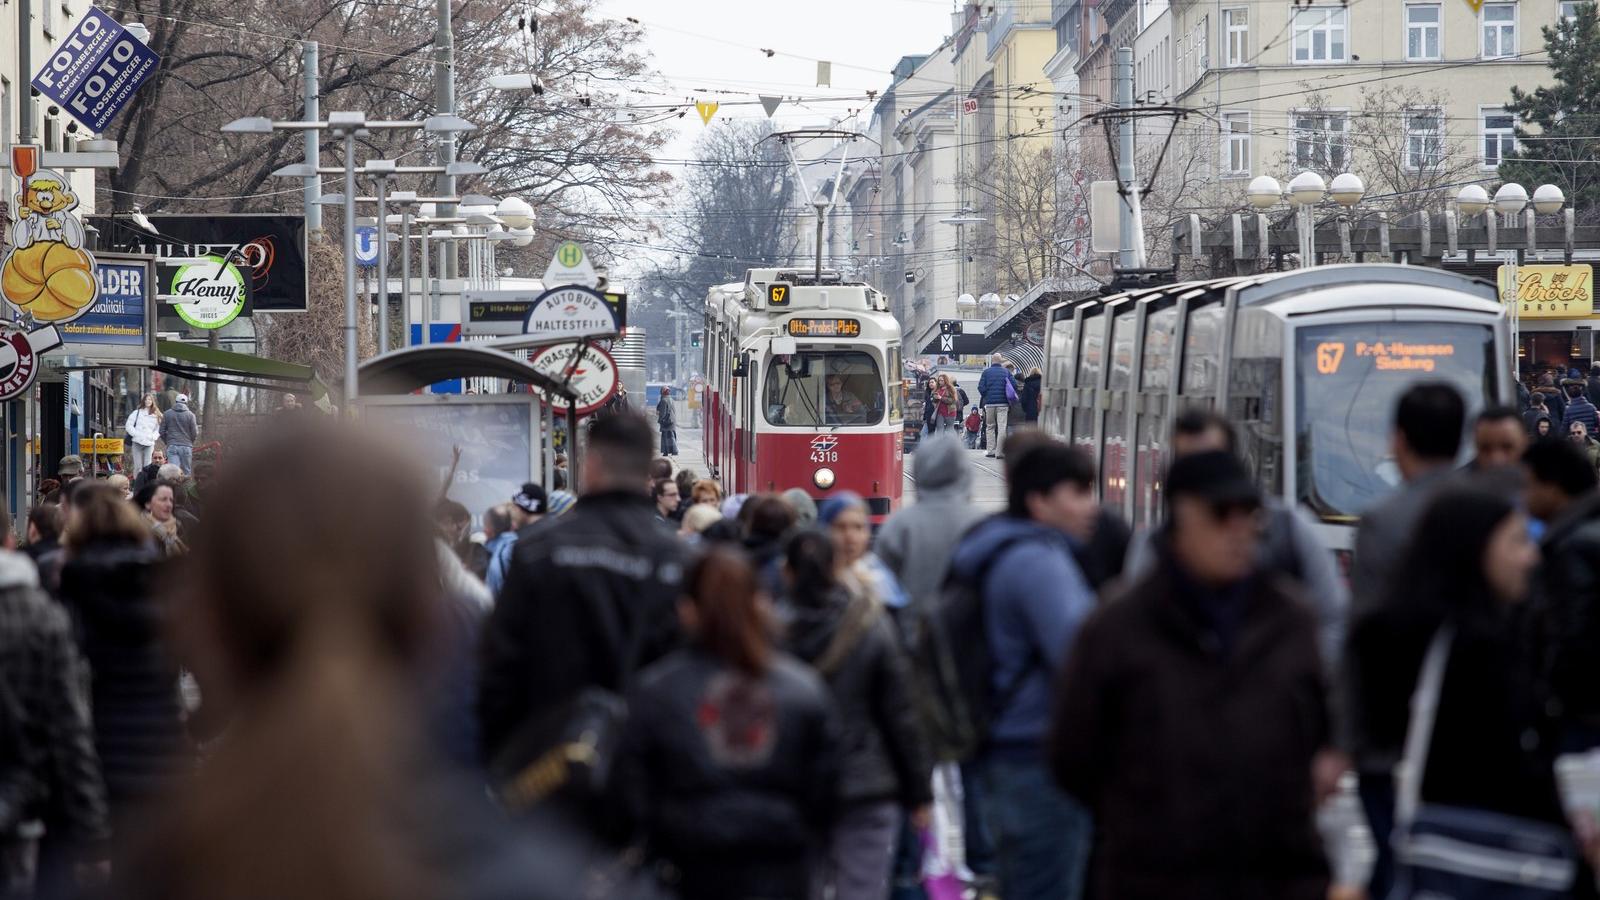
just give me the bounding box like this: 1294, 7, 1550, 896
57, 255, 155, 365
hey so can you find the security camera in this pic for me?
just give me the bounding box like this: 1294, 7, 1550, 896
904, 271, 916, 284
47, 105, 60, 116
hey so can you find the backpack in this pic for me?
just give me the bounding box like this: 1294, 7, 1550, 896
909, 533, 1034, 763
957, 386, 969, 410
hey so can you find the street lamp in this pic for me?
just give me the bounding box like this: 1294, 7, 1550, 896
1533, 184, 1566, 216
1494, 182, 1530, 218
1329, 173, 1366, 208
223, 110, 475, 408
1246, 175, 1283, 210
1286, 172, 1327, 270
940, 208, 985, 306
1456, 184, 1492, 217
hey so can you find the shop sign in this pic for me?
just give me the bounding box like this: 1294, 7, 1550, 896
2, 145, 99, 324
79, 437, 125, 455
30, 8, 160, 133
88, 214, 308, 313
1498, 264, 1595, 318
527, 343, 619, 416
0, 326, 64, 402
60, 255, 156, 365
164, 254, 248, 330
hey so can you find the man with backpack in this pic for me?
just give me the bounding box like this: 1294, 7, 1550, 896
937, 438, 1098, 900
977, 355, 1016, 459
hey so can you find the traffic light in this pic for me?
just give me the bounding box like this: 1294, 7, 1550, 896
690, 331, 702, 349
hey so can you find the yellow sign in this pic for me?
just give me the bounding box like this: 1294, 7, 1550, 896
787, 318, 862, 338
1498, 264, 1595, 318
695, 101, 719, 125
767, 283, 790, 306
1, 145, 99, 323
78, 437, 124, 455
1316, 342, 1345, 375
1464, 0, 1484, 10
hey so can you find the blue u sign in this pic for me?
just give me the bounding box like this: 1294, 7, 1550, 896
354, 226, 379, 266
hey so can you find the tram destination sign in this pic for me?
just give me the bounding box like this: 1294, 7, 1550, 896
787, 317, 861, 338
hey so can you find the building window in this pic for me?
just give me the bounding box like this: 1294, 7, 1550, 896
1225, 8, 1249, 66
1483, 3, 1516, 58
1405, 108, 1443, 170
1223, 112, 1251, 176
1294, 111, 1350, 171
1293, 8, 1348, 63
1482, 107, 1517, 168
1406, 4, 1442, 60
1562, 2, 1592, 22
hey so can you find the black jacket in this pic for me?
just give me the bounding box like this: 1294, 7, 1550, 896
0, 550, 107, 845
57, 540, 190, 818
1050, 559, 1329, 900
784, 588, 932, 808
615, 648, 839, 900
479, 492, 685, 761
1530, 491, 1600, 748
1348, 601, 1566, 826
1019, 373, 1042, 421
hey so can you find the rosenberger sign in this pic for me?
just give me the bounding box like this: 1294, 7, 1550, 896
527, 343, 619, 417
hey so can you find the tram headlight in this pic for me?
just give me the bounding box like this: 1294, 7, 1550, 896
813, 467, 836, 490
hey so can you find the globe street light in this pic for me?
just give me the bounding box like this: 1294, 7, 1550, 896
1246, 175, 1282, 210
1494, 182, 1529, 218
1329, 173, 1366, 208
1456, 184, 1491, 217
1533, 184, 1566, 216
1286, 172, 1327, 269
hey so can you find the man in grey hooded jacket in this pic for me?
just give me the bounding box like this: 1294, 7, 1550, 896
876, 434, 987, 608
158, 394, 200, 475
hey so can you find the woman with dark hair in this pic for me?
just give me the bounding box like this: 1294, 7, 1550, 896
116, 421, 620, 900
657, 389, 678, 457
57, 482, 190, 824
1020, 366, 1043, 423
781, 531, 932, 900
617, 546, 841, 900
133, 480, 187, 557
1347, 487, 1572, 899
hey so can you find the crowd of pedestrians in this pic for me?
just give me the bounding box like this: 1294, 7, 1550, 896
13, 373, 1600, 900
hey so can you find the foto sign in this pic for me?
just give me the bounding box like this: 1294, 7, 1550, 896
31, 9, 160, 134
528, 343, 619, 416
542, 240, 599, 288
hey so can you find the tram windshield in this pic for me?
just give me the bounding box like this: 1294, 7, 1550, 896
1295, 321, 1495, 520
765, 350, 885, 427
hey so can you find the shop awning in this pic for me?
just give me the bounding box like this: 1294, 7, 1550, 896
155, 339, 328, 399
357, 344, 579, 400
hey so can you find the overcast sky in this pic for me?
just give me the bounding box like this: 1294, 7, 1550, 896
593, 0, 958, 165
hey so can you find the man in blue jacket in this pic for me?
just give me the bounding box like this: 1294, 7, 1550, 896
976, 355, 1016, 459
949, 438, 1099, 900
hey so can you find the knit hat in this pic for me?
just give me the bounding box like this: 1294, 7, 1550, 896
816, 491, 867, 526
512, 482, 547, 515
546, 490, 577, 516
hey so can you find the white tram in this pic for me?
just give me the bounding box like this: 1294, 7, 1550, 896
1041, 265, 1512, 559
702, 269, 906, 520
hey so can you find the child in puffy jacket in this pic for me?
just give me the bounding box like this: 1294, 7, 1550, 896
963, 406, 982, 448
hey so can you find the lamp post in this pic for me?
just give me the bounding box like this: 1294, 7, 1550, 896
1246, 172, 1362, 269
224, 111, 475, 408
1460, 181, 1567, 373
940, 208, 985, 311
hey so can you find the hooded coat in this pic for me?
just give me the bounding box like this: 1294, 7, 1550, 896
57, 540, 190, 816
784, 586, 933, 808
157, 401, 198, 449
875, 435, 986, 608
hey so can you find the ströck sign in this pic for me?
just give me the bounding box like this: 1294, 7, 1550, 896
31, 9, 160, 134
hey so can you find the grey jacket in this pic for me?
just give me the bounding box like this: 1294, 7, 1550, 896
875, 434, 987, 607
158, 401, 199, 448
1125, 498, 1348, 670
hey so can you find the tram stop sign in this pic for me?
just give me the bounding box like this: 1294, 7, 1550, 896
543, 240, 599, 288
353, 226, 379, 267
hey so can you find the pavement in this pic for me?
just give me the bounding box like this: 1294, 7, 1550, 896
666, 427, 1007, 514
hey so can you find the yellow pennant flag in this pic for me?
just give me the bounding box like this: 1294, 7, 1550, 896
1464, 0, 1484, 10
696, 101, 719, 125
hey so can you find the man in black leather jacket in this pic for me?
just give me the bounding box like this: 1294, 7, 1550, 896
479, 412, 687, 763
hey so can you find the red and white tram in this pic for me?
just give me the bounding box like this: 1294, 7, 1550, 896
702, 268, 905, 521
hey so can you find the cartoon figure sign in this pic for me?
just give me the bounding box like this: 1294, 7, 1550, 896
2, 145, 99, 324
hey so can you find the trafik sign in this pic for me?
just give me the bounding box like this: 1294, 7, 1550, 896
31, 9, 161, 134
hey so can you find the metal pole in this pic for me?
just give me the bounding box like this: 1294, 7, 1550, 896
435, 240, 447, 347
435, 0, 457, 276
1115, 47, 1138, 270
400, 210, 413, 346
374, 176, 389, 352
815, 208, 825, 282
420, 226, 432, 346
342, 130, 359, 410
302, 41, 322, 233
12, 0, 37, 528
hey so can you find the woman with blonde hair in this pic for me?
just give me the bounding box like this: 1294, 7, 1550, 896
692, 478, 725, 508
125, 393, 163, 471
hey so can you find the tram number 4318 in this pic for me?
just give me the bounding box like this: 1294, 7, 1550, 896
809, 435, 840, 464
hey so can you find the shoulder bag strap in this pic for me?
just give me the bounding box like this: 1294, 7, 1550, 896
1395, 624, 1455, 828
814, 590, 882, 677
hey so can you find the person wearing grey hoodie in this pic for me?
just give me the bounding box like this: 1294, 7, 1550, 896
875, 434, 986, 609
158, 394, 200, 475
